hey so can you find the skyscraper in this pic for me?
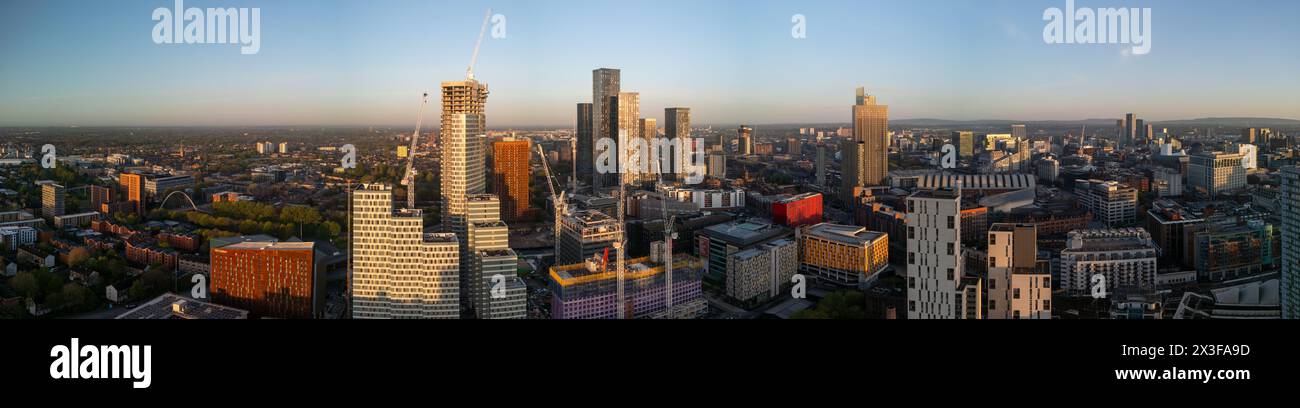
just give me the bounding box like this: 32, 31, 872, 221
664, 107, 691, 181
592, 68, 620, 189
1120, 113, 1137, 147
351, 184, 460, 319
576, 103, 594, 187
1279, 166, 1300, 319
987, 223, 1050, 319
639, 117, 657, 183
491, 137, 531, 222
815, 143, 827, 187
906, 188, 963, 319
839, 140, 866, 204
440, 79, 489, 227
737, 126, 753, 155
953, 131, 975, 160
463, 194, 524, 319
842, 87, 888, 204
616, 92, 641, 185
41, 183, 65, 218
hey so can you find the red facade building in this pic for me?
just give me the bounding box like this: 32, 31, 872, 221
772, 193, 823, 228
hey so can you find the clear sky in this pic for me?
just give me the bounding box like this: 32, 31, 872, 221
1, 0, 1297, 127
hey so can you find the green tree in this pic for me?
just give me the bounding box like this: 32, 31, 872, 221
11, 271, 38, 298
791, 291, 867, 319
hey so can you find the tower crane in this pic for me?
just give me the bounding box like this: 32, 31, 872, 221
401, 8, 492, 210
466, 9, 492, 81
401, 92, 430, 209
652, 150, 679, 318
535, 143, 566, 262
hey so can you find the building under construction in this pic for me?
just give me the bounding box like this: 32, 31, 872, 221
548, 255, 705, 319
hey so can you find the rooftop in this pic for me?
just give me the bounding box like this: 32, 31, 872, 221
803, 223, 885, 246
116, 293, 249, 319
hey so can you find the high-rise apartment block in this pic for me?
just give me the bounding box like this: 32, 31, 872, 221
491, 137, 531, 222
351, 184, 461, 319
905, 188, 963, 319
986, 224, 1051, 319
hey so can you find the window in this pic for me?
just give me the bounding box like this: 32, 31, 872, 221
1013, 288, 1021, 299
1044, 277, 1052, 288
908, 252, 915, 265
946, 268, 954, 280
908, 277, 915, 289
989, 257, 996, 268
988, 279, 996, 289
946, 243, 954, 255
947, 216, 955, 229
1043, 299, 1051, 310
1014, 310, 1021, 319
989, 234, 996, 245
909, 301, 916, 311
989, 300, 996, 310
908, 227, 915, 239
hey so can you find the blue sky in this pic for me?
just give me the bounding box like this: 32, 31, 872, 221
1, 0, 1297, 127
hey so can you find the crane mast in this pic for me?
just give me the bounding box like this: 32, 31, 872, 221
535, 143, 566, 261
653, 149, 677, 318
402, 92, 430, 209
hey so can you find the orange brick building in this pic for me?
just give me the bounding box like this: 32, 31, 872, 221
492, 137, 531, 221
210, 241, 317, 319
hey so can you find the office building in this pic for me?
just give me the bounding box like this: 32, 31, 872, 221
592, 68, 620, 188
954, 131, 975, 159
664, 107, 692, 181
144, 174, 193, 198
615, 92, 641, 184
842, 87, 888, 204
576, 103, 594, 187
1146, 199, 1205, 268
1075, 179, 1137, 226
737, 125, 753, 155
771, 193, 823, 228
1188, 151, 1246, 197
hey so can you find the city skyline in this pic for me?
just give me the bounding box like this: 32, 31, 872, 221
2, 0, 1299, 127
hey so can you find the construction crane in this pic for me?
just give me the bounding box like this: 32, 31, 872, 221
652, 148, 679, 318
466, 9, 492, 81
401, 92, 430, 209
401, 8, 492, 210
614, 133, 634, 319
535, 142, 566, 262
